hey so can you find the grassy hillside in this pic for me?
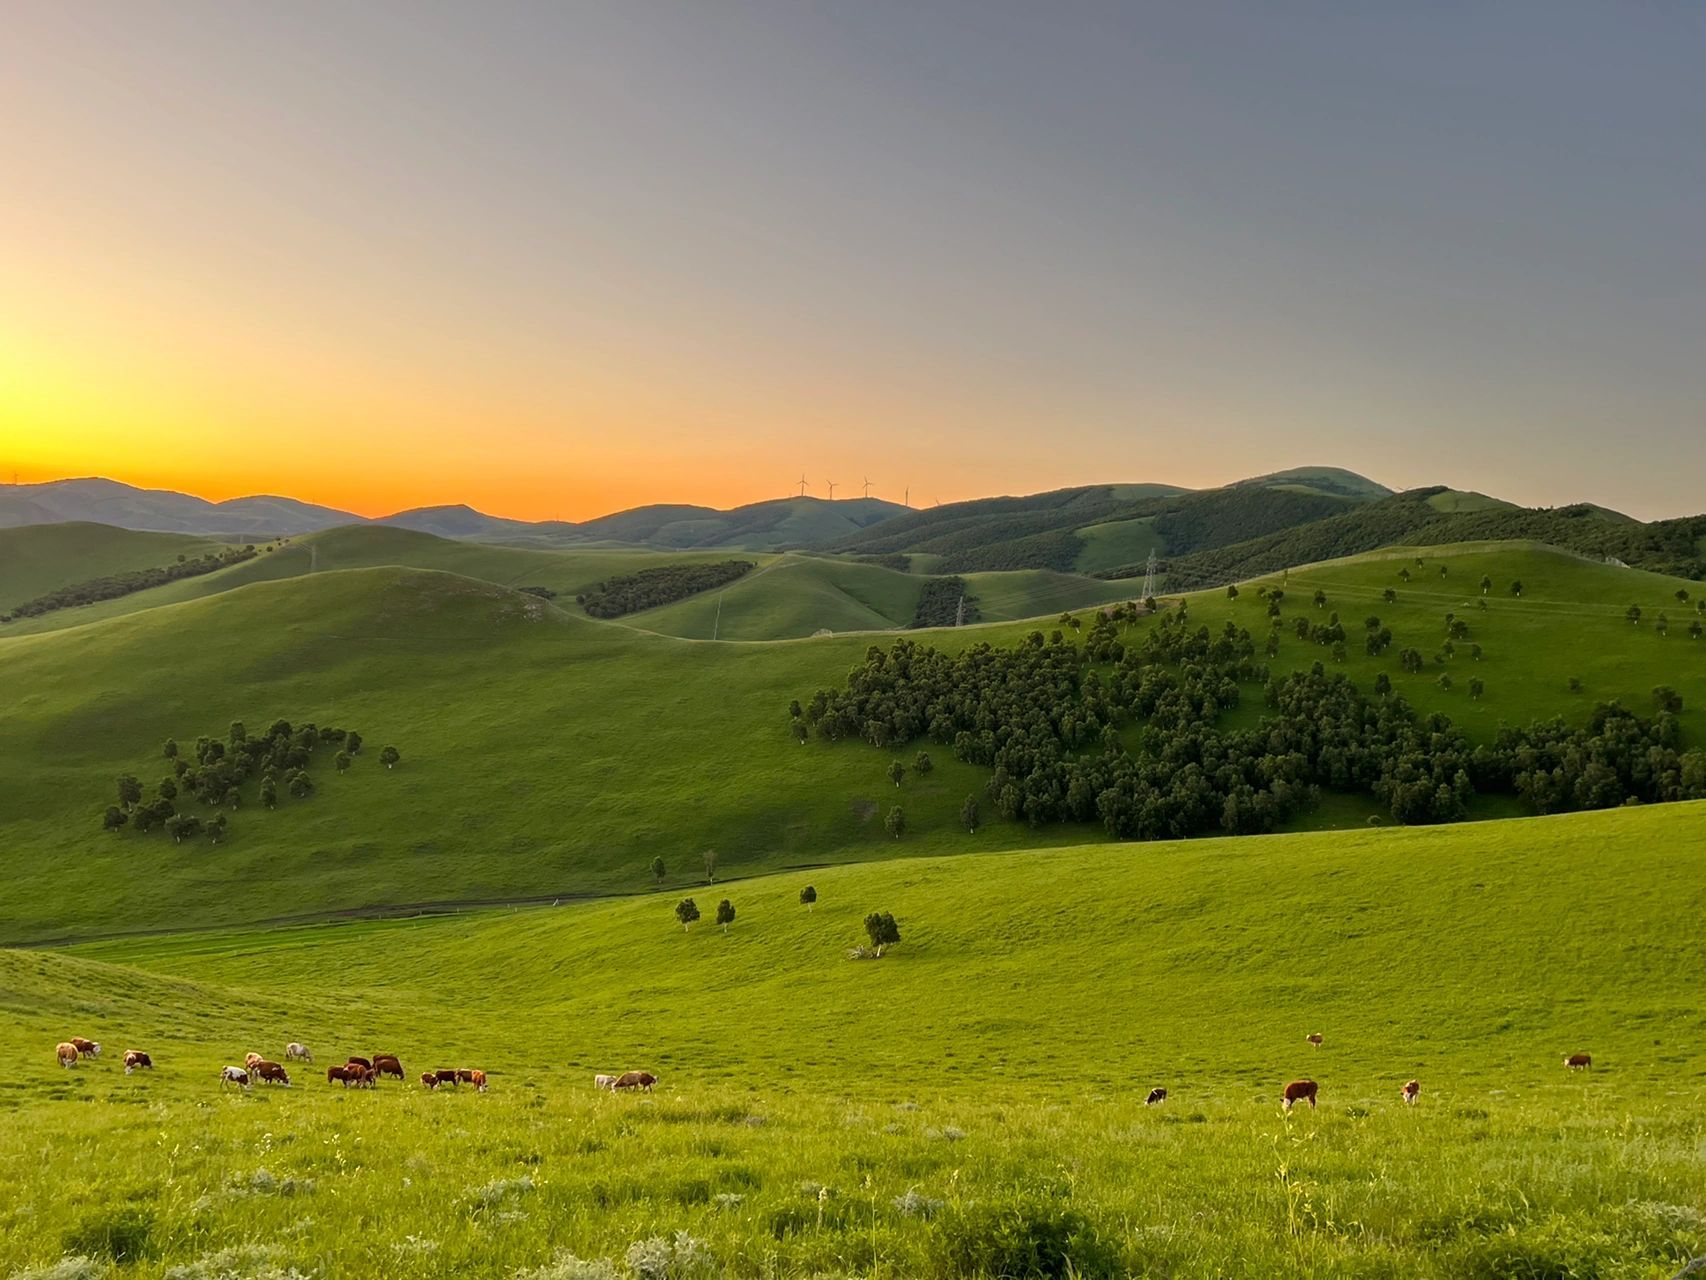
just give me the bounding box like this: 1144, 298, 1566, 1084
3, 803, 1704, 1277
0, 523, 229, 612
1, 541, 1704, 944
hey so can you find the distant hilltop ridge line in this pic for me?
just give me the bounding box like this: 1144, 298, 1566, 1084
1, 467, 1392, 541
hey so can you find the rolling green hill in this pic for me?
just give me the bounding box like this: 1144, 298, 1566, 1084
0, 523, 230, 613
2, 541, 1703, 945
3, 802, 1704, 1277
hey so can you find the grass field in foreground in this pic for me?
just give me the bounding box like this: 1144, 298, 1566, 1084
1, 541, 1704, 944
3, 803, 1704, 1278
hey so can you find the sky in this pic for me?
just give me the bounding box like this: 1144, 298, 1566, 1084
2, 2, 1703, 521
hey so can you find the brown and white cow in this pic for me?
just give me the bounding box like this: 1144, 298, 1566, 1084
1305, 1033, 1324, 1049
1565, 1053, 1592, 1071
1401, 1080, 1420, 1105
371, 1056, 404, 1081
420, 1072, 439, 1089
327, 1064, 368, 1088
254, 1060, 290, 1085
1282, 1079, 1318, 1111
432, 1069, 459, 1087
123, 1050, 154, 1074
285, 1042, 313, 1063
469, 1069, 488, 1093
612, 1070, 657, 1092
220, 1066, 251, 1089
71, 1037, 101, 1059
56, 1042, 80, 1068
1145, 1087, 1168, 1106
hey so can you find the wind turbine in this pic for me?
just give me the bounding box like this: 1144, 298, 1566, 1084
903, 486, 910, 507
826, 479, 837, 500
862, 477, 872, 498
795, 474, 808, 497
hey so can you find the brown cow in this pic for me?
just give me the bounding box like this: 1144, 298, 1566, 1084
1401, 1080, 1420, 1106
1305, 1033, 1324, 1049
327, 1064, 368, 1088
612, 1070, 657, 1092
254, 1060, 290, 1086
1565, 1053, 1592, 1070
56, 1042, 80, 1068
123, 1050, 154, 1074
71, 1037, 102, 1059
372, 1056, 404, 1080
420, 1072, 439, 1089
469, 1069, 488, 1092
1282, 1080, 1318, 1111
346, 1056, 373, 1070
432, 1069, 459, 1087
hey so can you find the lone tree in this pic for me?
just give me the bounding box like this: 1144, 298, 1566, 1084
1626, 604, 1643, 625
675, 898, 701, 932
1437, 673, 1454, 691
345, 731, 363, 755
1691, 620, 1704, 640
102, 805, 128, 833
912, 750, 933, 776
650, 856, 666, 883
960, 795, 981, 833
1480, 575, 1492, 595
1468, 677, 1485, 700
1313, 589, 1328, 609
1657, 613, 1670, 636
1373, 672, 1392, 698
703, 848, 719, 882
887, 760, 905, 788
1383, 588, 1398, 605
1568, 676, 1584, 693
792, 721, 808, 746
716, 899, 736, 933
1226, 584, 1239, 601
885, 806, 906, 839
1399, 568, 1411, 583
863, 911, 901, 958
334, 750, 352, 774
1653, 685, 1684, 714
163, 738, 178, 760
800, 885, 817, 911
1509, 580, 1523, 597
1677, 589, 1691, 604
379, 745, 401, 769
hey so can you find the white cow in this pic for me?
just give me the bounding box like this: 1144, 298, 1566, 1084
593, 1073, 616, 1091
285, 1042, 313, 1063
220, 1066, 251, 1090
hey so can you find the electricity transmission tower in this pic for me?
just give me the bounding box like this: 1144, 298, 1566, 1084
1141, 550, 1158, 601
955, 594, 966, 627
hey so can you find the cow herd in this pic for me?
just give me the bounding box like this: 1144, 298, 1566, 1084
52, 1035, 659, 1100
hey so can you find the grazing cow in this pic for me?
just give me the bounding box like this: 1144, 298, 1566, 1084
123, 1050, 154, 1074
254, 1060, 290, 1086
372, 1056, 404, 1081
245, 1052, 264, 1070
285, 1042, 313, 1063
593, 1074, 616, 1091
346, 1056, 373, 1070
469, 1069, 488, 1093
1401, 1080, 1420, 1106
71, 1037, 102, 1059
1565, 1053, 1592, 1071
1145, 1087, 1168, 1106
1282, 1080, 1318, 1111
612, 1070, 657, 1092
220, 1066, 251, 1090
1305, 1034, 1324, 1049
56, 1042, 79, 1068
327, 1064, 368, 1088
420, 1072, 439, 1089
455, 1068, 477, 1084
433, 1069, 459, 1087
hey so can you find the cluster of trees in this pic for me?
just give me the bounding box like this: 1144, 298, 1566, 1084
4, 546, 258, 622
577, 560, 755, 618
669, 890, 903, 960
793, 607, 1706, 838
101, 720, 399, 844
910, 578, 980, 628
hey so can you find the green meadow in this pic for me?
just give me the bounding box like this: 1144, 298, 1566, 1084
3, 804, 1704, 1277
1, 541, 1703, 944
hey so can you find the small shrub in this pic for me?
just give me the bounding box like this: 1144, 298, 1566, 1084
935, 1199, 1118, 1280
11, 1260, 109, 1280
893, 1189, 945, 1219
624, 1232, 715, 1280
511, 1253, 621, 1280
